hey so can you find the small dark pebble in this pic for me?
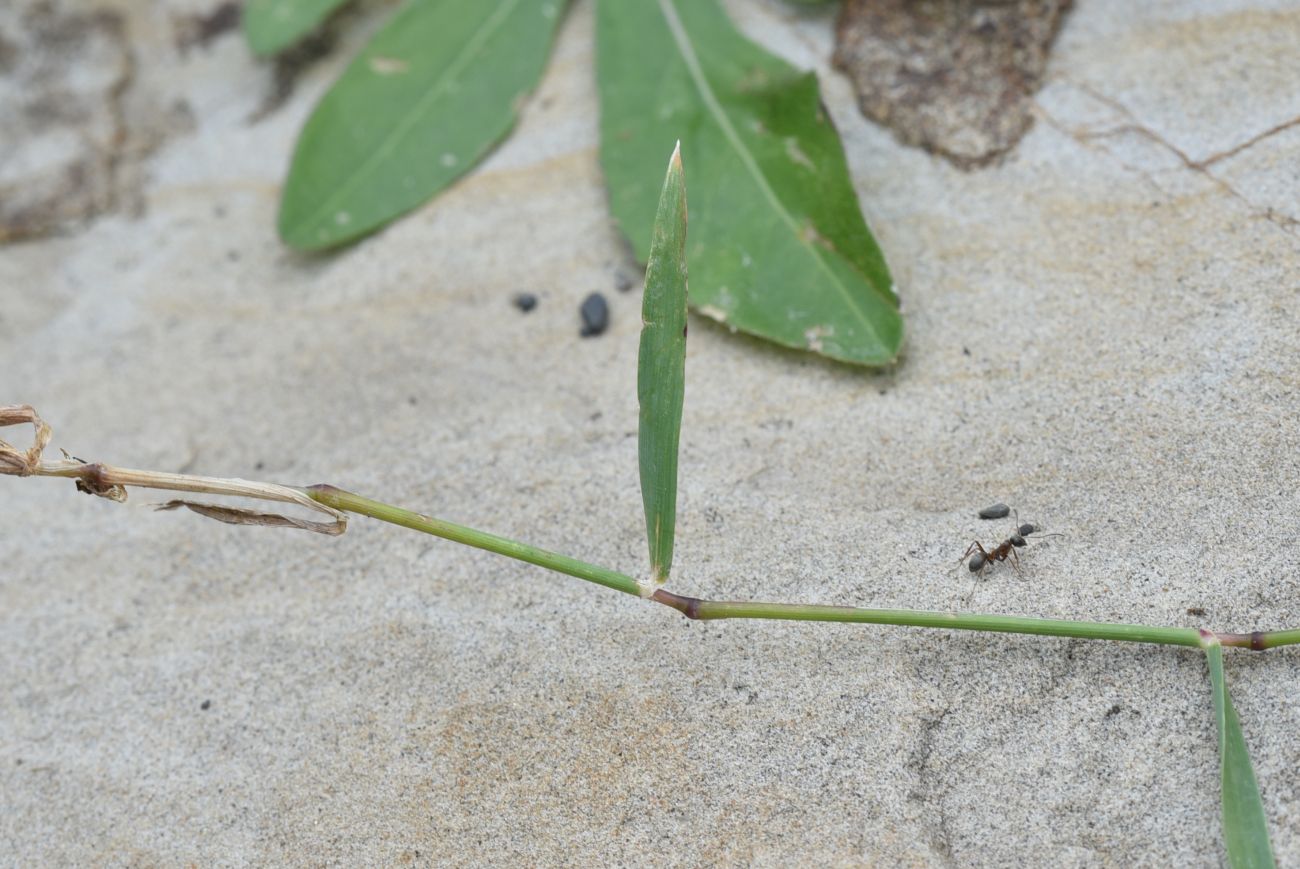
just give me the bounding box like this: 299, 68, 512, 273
512, 292, 538, 313
579, 292, 609, 337
1186, 607, 1207, 617
962, 346, 971, 356
978, 503, 1011, 520
614, 268, 636, 292
200, 699, 212, 711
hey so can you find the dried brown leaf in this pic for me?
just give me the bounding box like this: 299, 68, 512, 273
0, 404, 52, 475
155, 499, 346, 536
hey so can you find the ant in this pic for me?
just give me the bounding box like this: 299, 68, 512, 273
959, 514, 1063, 575
957, 515, 1062, 604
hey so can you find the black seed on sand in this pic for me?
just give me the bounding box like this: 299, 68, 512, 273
580, 292, 609, 337
513, 293, 538, 312
615, 268, 636, 292
200, 699, 212, 711
978, 503, 1011, 519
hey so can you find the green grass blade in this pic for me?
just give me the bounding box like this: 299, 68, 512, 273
1206, 642, 1275, 868
243, 0, 351, 56
278, 0, 567, 250
596, 0, 902, 366
637, 144, 688, 587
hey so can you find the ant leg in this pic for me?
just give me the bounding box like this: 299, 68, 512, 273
957, 540, 985, 565
961, 559, 989, 606
1008, 546, 1022, 574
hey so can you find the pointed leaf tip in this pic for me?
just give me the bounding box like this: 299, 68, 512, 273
637, 146, 689, 587
596, 0, 902, 366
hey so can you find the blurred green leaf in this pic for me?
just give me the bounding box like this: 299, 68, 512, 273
279, 0, 568, 250
596, 0, 901, 366
1206, 642, 1275, 869
638, 144, 689, 586
243, 0, 350, 56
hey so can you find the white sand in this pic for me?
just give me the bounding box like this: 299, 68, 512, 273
2, 0, 1298, 864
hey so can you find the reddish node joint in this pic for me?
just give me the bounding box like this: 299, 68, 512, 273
652, 588, 702, 620
1209, 630, 1270, 652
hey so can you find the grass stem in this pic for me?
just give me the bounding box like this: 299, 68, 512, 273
306, 484, 645, 597
651, 589, 1205, 647
307, 485, 1279, 651
4, 439, 1288, 653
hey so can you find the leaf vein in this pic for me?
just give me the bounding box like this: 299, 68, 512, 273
654, 0, 883, 350
293, 0, 526, 240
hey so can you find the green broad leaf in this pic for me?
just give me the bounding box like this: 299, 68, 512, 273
596, 0, 902, 367
638, 144, 688, 587
243, 0, 351, 57
278, 0, 568, 250
1206, 642, 1275, 869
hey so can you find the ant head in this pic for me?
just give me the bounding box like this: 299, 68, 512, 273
968, 551, 986, 572
1013, 512, 1065, 539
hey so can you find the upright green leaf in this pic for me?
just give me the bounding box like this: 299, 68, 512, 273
279, 0, 568, 250
1206, 642, 1275, 868
596, 0, 902, 367
243, 0, 351, 56
638, 144, 688, 587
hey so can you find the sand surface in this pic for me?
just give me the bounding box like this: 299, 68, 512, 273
2, 0, 1299, 864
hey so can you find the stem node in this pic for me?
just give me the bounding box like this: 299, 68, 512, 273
653, 588, 703, 619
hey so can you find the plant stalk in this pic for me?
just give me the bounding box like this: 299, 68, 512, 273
651, 589, 1205, 647
1216, 629, 1300, 651
307, 485, 1298, 651
306, 484, 645, 597
3, 434, 1293, 652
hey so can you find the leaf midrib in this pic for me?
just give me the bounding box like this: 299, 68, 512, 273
654, 0, 887, 350
289, 0, 525, 243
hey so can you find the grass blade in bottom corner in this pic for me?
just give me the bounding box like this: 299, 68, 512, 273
1206, 642, 1275, 868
